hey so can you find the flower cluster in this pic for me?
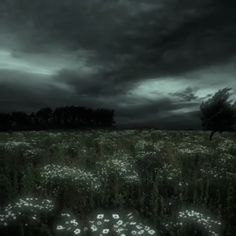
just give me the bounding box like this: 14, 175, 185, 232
200, 166, 236, 180
22, 148, 43, 159
96, 158, 140, 185
217, 138, 236, 152
155, 164, 182, 182
109, 150, 133, 162
177, 209, 221, 236
135, 150, 159, 161
217, 153, 235, 165
3, 141, 32, 152
40, 164, 102, 194
87, 211, 157, 235
0, 197, 54, 227
178, 144, 210, 155
134, 139, 162, 153
55, 212, 83, 235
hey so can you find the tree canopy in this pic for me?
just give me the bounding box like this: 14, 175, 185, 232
200, 88, 236, 140
0, 106, 115, 132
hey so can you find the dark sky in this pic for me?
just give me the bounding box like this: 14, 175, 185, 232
0, 0, 236, 129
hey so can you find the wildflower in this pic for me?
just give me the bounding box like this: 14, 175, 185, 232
97, 214, 104, 219
102, 228, 110, 234
148, 230, 156, 235
91, 224, 98, 232
57, 225, 64, 230
117, 220, 123, 225
97, 221, 102, 225
74, 228, 81, 234
112, 214, 119, 219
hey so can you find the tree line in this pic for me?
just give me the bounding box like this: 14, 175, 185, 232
0, 106, 115, 131
0, 88, 235, 137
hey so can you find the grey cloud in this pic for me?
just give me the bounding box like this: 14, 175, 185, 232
0, 0, 235, 129
54, 69, 138, 97
2, 0, 236, 67
115, 97, 200, 128
0, 69, 76, 112
169, 87, 198, 102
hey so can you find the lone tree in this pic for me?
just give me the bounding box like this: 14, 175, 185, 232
200, 88, 236, 140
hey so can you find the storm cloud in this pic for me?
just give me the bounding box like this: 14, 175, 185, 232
0, 0, 236, 128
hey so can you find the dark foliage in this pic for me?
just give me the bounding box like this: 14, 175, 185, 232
0, 106, 115, 131
200, 88, 236, 140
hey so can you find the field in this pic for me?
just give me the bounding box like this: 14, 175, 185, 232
0, 129, 235, 236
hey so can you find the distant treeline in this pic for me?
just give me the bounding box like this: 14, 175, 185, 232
0, 106, 115, 131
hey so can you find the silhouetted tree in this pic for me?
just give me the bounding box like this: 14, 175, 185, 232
29, 112, 38, 128
53, 107, 76, 128
0, 106, 115, 131
93, 109, 115, 127
11, 112, 31, 130
0, 113, 12, 131
36, 107, 53, 129
200, 88, 236, 140
53, 108, 63, 128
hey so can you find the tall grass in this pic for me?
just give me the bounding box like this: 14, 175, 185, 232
0, 130, 235, 235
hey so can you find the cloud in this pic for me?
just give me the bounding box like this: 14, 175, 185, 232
47, 0, 236, 96
1, 0, 236, 72
0, 0, 236, 128
0, 69, 75, 112
170, 87, 198, 101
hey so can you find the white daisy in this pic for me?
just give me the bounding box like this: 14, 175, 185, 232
97, 221, 102, 225
91, 224, 98, 232
56, 225, 64, 230
102, 228, 110, 234
117, 220, 123, 226
97, 214, 104, 219
74, 228, 81, 235
148, 229, 156, 235
112, 214, 119, 219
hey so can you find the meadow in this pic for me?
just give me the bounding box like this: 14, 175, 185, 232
0, 129, 235, 236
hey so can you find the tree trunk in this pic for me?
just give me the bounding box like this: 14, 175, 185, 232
209, 131, 215, 141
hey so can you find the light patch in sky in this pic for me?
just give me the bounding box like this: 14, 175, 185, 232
170, 106, 199, 115
127, 78, 200, 115
194, 88, 219, 100
129, 78, 190, 100
130, 60, 236, 103
187, 61, 236, 100
0, 49, 56, 75
0, 48, 96, 77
